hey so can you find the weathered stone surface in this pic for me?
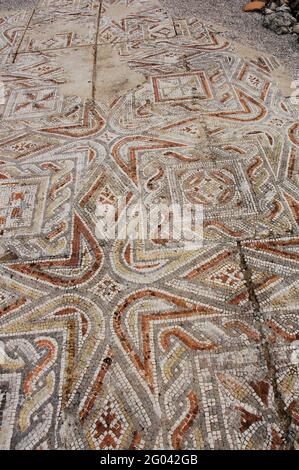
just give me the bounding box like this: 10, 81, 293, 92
95, 44, 146, 106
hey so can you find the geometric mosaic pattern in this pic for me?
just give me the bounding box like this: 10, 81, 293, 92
0, 0, 298, 449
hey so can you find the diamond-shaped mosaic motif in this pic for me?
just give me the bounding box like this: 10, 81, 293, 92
152, 71, 212, 102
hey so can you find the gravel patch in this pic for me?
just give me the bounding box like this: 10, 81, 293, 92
161, 0, 299, 79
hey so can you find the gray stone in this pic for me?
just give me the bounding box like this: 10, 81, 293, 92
264, 8, 275, 14
276, 5, 291, 13
267, 1, 278, 11
292, 22, 299, 33
263, 11, 297, 34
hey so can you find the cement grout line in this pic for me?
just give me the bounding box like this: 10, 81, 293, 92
237, 240, 296, 450
15, 43, 96, 55
91, 0, 103, 102
12, 7, 36, 63
14, 36, 178, 55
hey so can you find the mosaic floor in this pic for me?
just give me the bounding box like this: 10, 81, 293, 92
0, 0, 298, 450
